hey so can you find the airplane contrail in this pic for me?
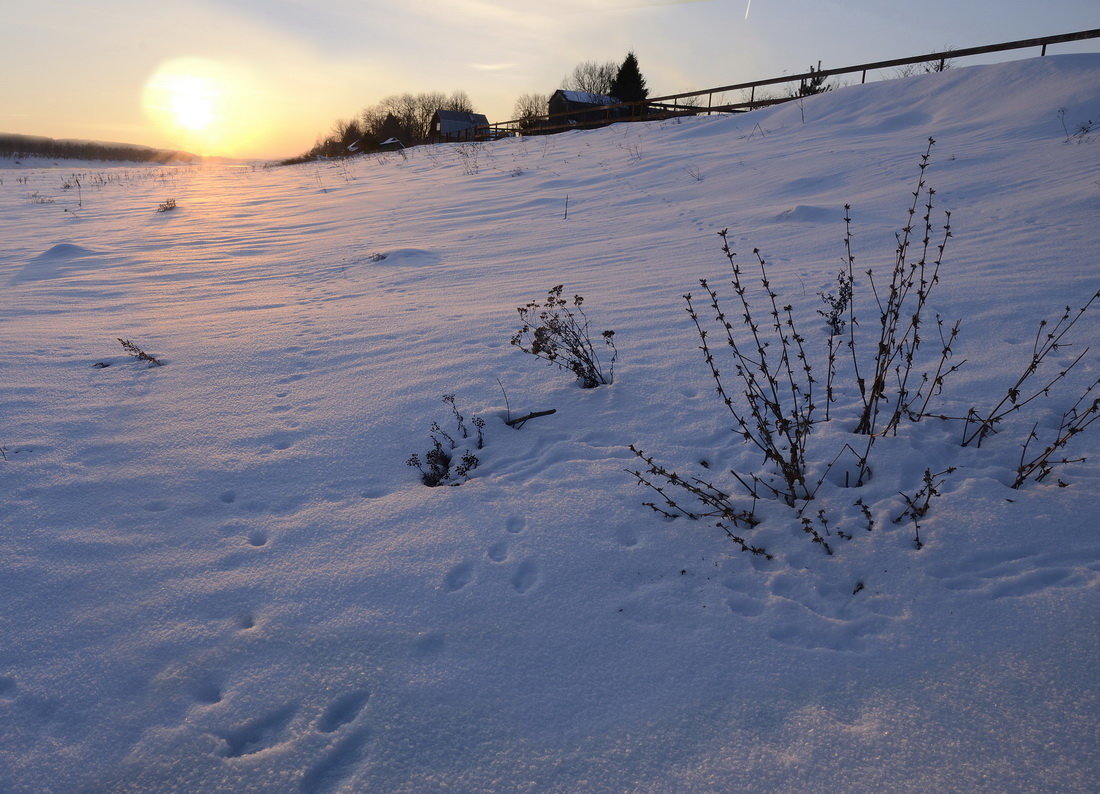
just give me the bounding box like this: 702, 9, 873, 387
745, 0, 752, 20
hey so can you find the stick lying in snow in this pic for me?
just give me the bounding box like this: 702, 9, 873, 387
505, 409, 557, 429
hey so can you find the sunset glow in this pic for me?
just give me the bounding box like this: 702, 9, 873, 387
144, 59, 222, 134
141, 57, 276, 157
4, 2, 1098, 159
158, 75, 216, 132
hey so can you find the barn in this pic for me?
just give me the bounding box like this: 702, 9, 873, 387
547, 90, 623, 127
431, 110, 490, 142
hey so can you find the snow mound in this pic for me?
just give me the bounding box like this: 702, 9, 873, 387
37, 242, 98, 258
10, 243, 109, 284
773, 204, 836, 222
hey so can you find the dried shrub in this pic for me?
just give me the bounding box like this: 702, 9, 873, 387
511, 285, 617, 388
407, 395, 485, 487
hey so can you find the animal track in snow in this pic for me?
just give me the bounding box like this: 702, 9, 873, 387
724, 593, 765, 618
300, 727, 371, 793
317, 690, 370, 733
615, 527, 639, 548
511, 560, 540, 594
505, 516, 525, 534
414, 632, 445, 658
217, 704, 297, 758
766, 614, 887, 653
0, 676, 17, 699
930, 546, 1099, 599
247, 529, 268, 547
717, 576, 768, 617
487, 541, 509, 562
760, 573, 891, 652
256, 430, 299, 452
185, 678, 223, 705
985, 569, 1075, 599
444, 562, 475, 592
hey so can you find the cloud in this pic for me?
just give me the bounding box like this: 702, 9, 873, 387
469, 63, 519, 71
199, 0, 380, 57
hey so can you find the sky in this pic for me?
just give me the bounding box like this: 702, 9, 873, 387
2, 0, 1098, 159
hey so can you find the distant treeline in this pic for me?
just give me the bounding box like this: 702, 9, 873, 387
290, 53, 653, 164
288, 90, 478, 164
0, 133, 199, 163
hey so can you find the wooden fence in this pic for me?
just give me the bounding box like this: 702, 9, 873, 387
487, 28, 1100, 138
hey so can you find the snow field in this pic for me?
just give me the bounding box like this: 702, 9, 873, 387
1, 54, 1099, 792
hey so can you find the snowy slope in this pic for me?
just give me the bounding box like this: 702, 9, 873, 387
1, 55, 1099, 792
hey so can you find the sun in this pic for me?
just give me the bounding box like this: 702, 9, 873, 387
143, 57, 268, 156
160, 73, 217, 132
142, 56, 290, 158
143, 58, 224, 136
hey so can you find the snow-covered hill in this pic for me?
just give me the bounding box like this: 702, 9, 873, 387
2, 54, 1098, 792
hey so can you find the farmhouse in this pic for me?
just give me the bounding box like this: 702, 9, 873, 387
548, 89, 623, 127
431, 110, 490, 142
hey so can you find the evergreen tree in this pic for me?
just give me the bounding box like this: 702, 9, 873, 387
610, 52, 649, 105
795, 61, 832, 96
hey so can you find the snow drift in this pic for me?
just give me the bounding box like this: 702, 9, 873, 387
1, 55, 1098, 792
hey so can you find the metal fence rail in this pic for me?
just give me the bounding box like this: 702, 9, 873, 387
488, 28, 1100, 138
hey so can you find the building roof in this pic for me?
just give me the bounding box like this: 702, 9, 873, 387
554, 90, 619, 106
433, 110, 489, 125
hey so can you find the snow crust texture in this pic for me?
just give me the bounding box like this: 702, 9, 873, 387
1, 55, 1099, 792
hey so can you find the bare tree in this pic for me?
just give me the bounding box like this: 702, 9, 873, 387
447, 90, 475, 114
379, 93, 419, 140
297, 89, 481, 161
924, 50, 954, 72
562, 60, 617, 96
413, 92, 448, 141
513, 93, 549, 123
896, 49, 954, 79
360, 105, 388, 139
357, 91, 479, 147
333, 117, 363, 150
